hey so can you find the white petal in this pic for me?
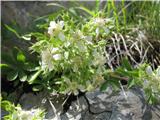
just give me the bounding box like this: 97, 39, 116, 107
96, 28, 99, 35
146, 66, 153, 75
48, 27, 53, 35
53, 54, 61, 60
58, 32, 65, 41
51, 47, 59, 53
59, 21, 64, 28
50, 21, 56, 27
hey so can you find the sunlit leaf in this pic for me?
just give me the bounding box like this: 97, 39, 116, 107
17, 51, 26, 63
127, 79, 135, 88
121, 57, 132, 71
19, 71, 27, 82
21, 34, 31, 41
4, 24, 21, 38
28, 70, 42, 84
0, 64, 9, 68
7, 71, 18, 81
32, 85, 43, 91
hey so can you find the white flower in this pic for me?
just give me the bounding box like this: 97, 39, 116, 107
73, 30, 85, 40
62, 76, 86, 95
52, 54, 62, 60
93, 18, 106, 27
93, 50, 106, 66
96, 27, 100, 35
48, 21, 65, 40
146, 66, 153, 75
77, 41, 87, 52
41, 48, 54, 71
48, 21, 56, 35
51, 47, 59, 53
41, 46, 62, 71
16, 108, 44, 120
58, 32, 65, 41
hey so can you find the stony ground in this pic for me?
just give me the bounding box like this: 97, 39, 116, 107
11, 87, 160, 120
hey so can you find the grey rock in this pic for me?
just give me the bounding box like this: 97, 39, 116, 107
1, 1, 96, 30
19, 92, 45, 110
85, 87, 160, 120
83, 111, 111, 120
61, 96, 88, 120
18, 87, 160, 120
19, 92, 65, 119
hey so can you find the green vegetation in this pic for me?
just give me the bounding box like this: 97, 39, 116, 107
1, 97, 45, 120
1, 1, 160, 119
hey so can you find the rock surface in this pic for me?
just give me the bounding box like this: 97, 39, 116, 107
18, 87, 160, 120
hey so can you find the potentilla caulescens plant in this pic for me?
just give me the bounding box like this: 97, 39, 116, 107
1, 98, 45, 120
29, 16, 113, 95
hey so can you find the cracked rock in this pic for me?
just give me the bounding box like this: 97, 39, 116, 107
60, 96, 88, 120
18, 87, 160, 120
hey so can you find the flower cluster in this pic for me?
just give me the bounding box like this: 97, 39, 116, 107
90, 17, 114, 36
30, 18, 108, 95
41, 47, 61, 71
15, 107, 44, 120
48, 21, 65, 41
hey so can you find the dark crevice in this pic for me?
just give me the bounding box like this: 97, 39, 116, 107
62, 91, 85, 114
83, 94, 112, 115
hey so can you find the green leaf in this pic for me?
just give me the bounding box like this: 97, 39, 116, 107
74, 6, 95, 16
23, 63, 39, 72
28, 70, 42, 84
1, 100, 14, 112
0, 64, 9, 68
13, 80, 19, 87
4, 24, 21, 38
121, 57, 132, 71
100, 82, 108, 91
17, 51, 26, 63
64, 52, 69, 59
127, 79, 135, 88
19, 71, 27, 82
7, 71, 18, 81
96, 0, 100, 12
12, 47, 19, 61
52, 38, 63, 47
46, 3, 66, 9
32, 85, 43, 91
1, 52, 15, 65
5, 24, 32, 41
1, 63, 12, 75
98, 40, 106, 46
21, 34, 31, 41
